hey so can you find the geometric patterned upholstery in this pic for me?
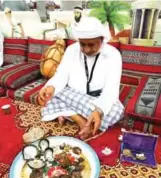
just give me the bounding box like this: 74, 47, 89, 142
28, 38, 55, 64
125, 76, 161, 135
120, 44, 161, 85
7, 78, 47, 104
0, 63, 41, 89
4, 38, 28, 64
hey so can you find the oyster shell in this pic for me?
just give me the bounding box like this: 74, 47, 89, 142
38, 138, 49, 152
23, 145, 39, 160
44, 148, 54, 162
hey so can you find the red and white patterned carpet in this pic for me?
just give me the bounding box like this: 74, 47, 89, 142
0, 98, 161, 178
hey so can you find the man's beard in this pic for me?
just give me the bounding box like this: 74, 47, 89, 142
75, 14, 82, 23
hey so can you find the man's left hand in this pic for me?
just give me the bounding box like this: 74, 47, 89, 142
86, 110, 102, 136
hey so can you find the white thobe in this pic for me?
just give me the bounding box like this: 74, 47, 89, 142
44, 42, 122, 116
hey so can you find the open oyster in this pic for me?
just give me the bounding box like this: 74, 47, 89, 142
38, 138, 49, 152
44, 148, 54, 162
23, 145, 39, 160
21, 140, 91, 178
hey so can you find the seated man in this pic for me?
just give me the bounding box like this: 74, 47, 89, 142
38, 17, 124, 139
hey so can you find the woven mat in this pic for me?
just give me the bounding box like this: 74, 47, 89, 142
1, 99, 161, 178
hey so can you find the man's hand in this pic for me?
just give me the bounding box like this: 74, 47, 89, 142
85, 109, 102, 136
38, 86, 55, 106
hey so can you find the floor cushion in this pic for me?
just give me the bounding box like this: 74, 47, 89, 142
7, 78, 47, 104
125, 76, 161, 134
120, 44, 161, 85
119, 83, 137, 106
0, 63, 41, 89
0, 86, 6, 97
28, 38, 55, 64
4, 38, 28, 64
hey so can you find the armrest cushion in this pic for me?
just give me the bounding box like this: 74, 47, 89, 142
4, 38, 28, 64
0, 62, 41, 89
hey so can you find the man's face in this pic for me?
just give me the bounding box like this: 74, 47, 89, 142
79, 37, 103, 56
74, 11, 82, 23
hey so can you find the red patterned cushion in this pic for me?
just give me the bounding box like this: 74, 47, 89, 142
28, 38, 55, 64
119, 83, 137, 106
4, 38, 28, 64
0, 87, 6, 97
0, 63, 41, 89
120, 44, 161, 85
125, 76, 161, 134
121, 75, 139, 86
7, 78, 47, 104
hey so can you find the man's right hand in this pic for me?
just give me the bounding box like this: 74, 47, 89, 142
38, 86, 55, 106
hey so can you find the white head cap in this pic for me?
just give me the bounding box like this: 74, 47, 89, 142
75, 17, 111, 42
74, 6, 83, 13
4, 7, 11, 14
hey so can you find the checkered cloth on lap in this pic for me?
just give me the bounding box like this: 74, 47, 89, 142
101, 100, 124, 131
56, 87, 95, 118
42, 86, 124, 131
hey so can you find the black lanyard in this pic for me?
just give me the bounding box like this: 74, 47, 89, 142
84, 53, 100, 94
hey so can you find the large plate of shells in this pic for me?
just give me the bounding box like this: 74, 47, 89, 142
9, 136, 100, 178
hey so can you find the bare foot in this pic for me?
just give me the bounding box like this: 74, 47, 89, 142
58, 116, 66, 126
79, 125, 93, 140
69, 114, 93, 139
